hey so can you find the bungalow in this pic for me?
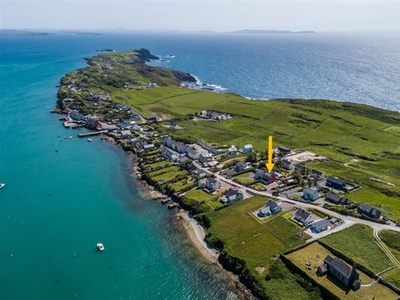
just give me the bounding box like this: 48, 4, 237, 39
242, 144, 253, 153
281, 159, 293, 170
326, 176, 346, 190
311, 219, 329, 233
225, 188, 244, 203
227, 145, 237, 155
293, 208, 315, 226
303, 187, 319, 201
325, 192, 351, 205
278, 147, 291, 156
235, 162, 251, 173
357, 204, 381, 219
317, 256, 360, 290
311, 169, 325, 181
258, 199, 282, 217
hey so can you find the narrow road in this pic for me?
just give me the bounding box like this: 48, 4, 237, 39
374, 229, 400, 270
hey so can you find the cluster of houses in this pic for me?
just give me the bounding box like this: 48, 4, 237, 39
197, 110, 232, 121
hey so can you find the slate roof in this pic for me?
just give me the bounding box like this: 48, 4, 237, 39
326, 192, 341, 202
294, 208, 312, 222
226, 188, 240, 198
327, 176, 345, 187
265, 199, 279, 211
324, 255, 353, 279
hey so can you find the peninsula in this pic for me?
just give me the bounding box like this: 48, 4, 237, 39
54, 49, 400, 300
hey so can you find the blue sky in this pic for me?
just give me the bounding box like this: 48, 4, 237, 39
1, 1, 400, 32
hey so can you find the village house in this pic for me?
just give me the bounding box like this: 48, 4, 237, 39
326, 176, 346, 190
235, 162, 251, 173
303, 187, 319, 201
85, 116, 101, 129
187, 148, 201, 160
317, 256, 360, 290
311, 219, 329, 233
311, 169, 325, 181
281, 158, 293, 170
278, 147, 292, 156
258, 199, 282, 217
197, 139, 211, 150
198, 178, 221, 193
199, 153, 213, 164
325, 192, 351, 205
210, 146, 223, 155
224, 188, 244, 203
254, 170, 278, 185
120, 130, 132, 138
160, 146, 178, 161
357, 204, 382, 219
294, 164, 307, 175
162, 137, 188, 154
227, 145, 237, 155
293, 208, 315, 226
191, 167, 208, 179
242, 144, 253, 153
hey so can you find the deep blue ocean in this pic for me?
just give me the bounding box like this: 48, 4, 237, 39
0, 32, 400, 299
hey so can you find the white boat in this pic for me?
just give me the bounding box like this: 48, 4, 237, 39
97, 243, 105, 251
87, 138, 93, 142
0, 183, 5, 189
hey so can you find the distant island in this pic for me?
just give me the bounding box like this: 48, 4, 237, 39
229, 29, 316, 34
0, 30, 50, 37
53, 48, 400, 300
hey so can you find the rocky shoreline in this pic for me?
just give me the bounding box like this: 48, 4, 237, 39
106, 140, 257, 299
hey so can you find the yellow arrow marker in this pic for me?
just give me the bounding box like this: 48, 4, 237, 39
266, 135, 274, 172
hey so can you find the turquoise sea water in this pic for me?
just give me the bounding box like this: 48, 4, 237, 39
0, 36, 239, 299
1, 32, 400, 299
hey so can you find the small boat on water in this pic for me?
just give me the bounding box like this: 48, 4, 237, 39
97, 243, 105, 251
87, 138, 93, 142
0, 183, 5, 189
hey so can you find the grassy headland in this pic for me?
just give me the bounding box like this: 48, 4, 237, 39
55, 49, 400, 299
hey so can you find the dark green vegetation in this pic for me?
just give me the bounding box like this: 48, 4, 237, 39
320, 224, 392, 273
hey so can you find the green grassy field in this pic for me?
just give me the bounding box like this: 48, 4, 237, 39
181, 189, 223, 213
320, 224, 393, 273
206, 196, 308, 271
206, 195, 320, 299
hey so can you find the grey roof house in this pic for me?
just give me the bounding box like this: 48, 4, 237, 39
293, 208, 315, 226
357, 204, 381, 219
258, 199, 282, 217
317, 255, 360, 290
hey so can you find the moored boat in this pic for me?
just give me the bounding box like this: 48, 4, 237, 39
97, 243, 105, 251
0, 183, 5, 189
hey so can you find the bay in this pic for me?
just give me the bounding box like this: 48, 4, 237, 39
1, 31, 399, 299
